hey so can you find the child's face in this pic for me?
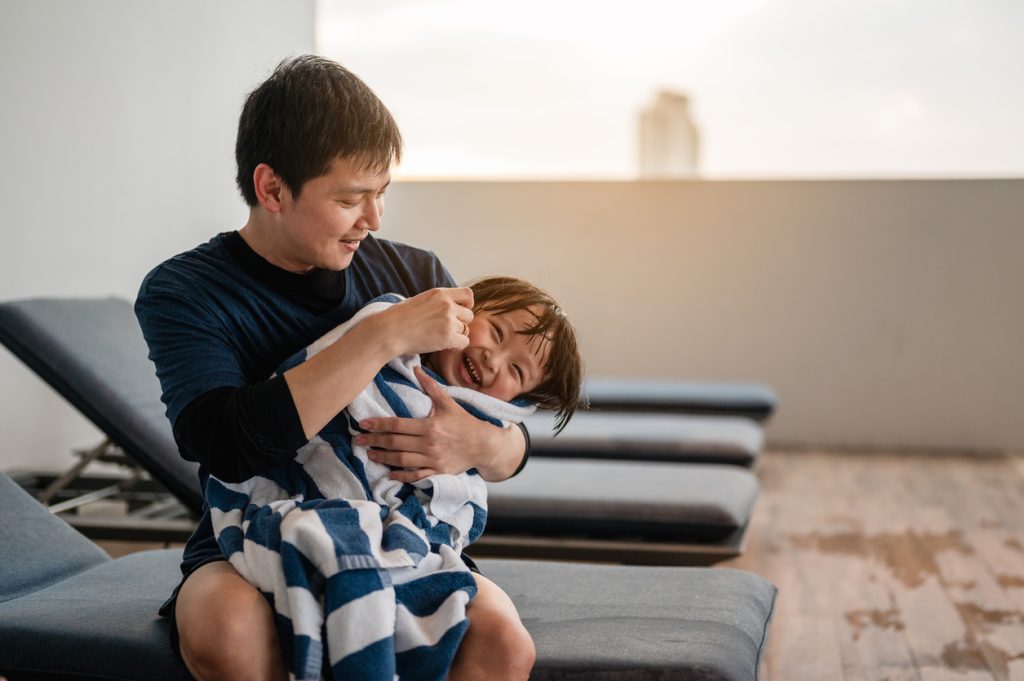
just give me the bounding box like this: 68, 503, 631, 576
429, 306, 550, 401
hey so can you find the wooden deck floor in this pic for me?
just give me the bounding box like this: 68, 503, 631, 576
722, 449, 1024, 681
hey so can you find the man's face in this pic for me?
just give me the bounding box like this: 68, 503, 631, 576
276, 157, 390, 272
429, 306, 550, 402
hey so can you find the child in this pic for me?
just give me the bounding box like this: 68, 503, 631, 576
206, 275, 582, 681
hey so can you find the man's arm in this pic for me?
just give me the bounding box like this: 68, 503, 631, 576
284, 287, 474, 438
172, 377, 307, 482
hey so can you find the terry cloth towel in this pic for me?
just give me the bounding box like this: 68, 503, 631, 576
206, 295, 534, 681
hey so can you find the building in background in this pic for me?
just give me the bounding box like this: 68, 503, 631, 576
638, 90, 700, 178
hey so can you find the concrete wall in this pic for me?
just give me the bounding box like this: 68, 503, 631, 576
382, 179, 1024, 453
0, 0, 314, 472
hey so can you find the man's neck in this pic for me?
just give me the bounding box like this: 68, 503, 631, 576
238, 213, 313, 274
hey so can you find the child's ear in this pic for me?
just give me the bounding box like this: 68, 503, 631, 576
253, 163, 286, 213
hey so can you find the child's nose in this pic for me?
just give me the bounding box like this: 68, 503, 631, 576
482, 348, 499, 374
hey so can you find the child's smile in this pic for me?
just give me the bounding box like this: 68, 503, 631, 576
427, 306, 550, 401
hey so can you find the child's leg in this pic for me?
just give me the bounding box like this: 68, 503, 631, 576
447, 573, 536, 681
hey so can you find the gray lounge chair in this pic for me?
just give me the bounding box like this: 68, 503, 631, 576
0, 297, 761, 561
0, 473, 777, 680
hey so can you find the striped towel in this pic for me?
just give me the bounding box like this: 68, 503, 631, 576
206, 295, 534, 681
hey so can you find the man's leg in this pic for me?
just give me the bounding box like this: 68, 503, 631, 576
447, 573, 536, 681
175, 561, 288, 681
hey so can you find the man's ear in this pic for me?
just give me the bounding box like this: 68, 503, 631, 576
252, 163, 287, 213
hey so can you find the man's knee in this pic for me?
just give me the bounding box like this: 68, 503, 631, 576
176, 562, 285, 681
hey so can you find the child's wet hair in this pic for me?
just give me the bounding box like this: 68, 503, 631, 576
468, 276, 583, 435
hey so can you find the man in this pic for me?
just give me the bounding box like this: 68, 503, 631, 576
137, 55, 534, 681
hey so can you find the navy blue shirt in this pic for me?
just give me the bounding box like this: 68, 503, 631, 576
136, 231, 459, 582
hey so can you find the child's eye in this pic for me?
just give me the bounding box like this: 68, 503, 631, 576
492, 323, 503, 342
513, 364, 523, 382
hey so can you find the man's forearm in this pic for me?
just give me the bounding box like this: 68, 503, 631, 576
285, 313, 397, 439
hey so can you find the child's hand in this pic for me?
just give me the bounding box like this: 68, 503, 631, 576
356, 366, 502, 481
376, 288, 474, 357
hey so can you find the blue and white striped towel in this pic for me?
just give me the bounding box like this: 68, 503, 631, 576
206, 295, 534, 681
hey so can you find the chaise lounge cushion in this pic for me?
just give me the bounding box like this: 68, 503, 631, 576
525, 410, 764, 467
583, 377, 777, 421
488, 459, 759, 541
483, 559, 776, 681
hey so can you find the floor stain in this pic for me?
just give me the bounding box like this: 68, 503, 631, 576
954, 602, 1024, 630
996, 574, 1024, 588
844, 608, 904, 641
940, 638, 990, 672
788, 529, 973, 588
941, 636, 1024, 679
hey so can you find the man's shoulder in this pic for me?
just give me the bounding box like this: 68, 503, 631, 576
358, 236, 440, 265
353, 236, 455, 291
138, 233, 233, 296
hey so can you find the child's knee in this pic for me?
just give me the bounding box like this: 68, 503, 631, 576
466, 594, 536, 676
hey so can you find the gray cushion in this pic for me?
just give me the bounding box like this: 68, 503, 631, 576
0, 298, 202, 512
0, 472, 190, 680
481, 559, 777, 681
584, 377, 777, 422
488, 460, 759, 540
0, 474, 109, 604
526, 410, 764, 467
0, 549, 194, 681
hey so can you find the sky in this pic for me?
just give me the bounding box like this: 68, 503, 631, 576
317, 0, 1024, 179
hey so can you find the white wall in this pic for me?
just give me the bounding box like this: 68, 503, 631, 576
382, 179, 1024, 453
0, 0, 314, 471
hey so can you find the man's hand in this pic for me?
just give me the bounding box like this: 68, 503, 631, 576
375, 287, 475, 358
354, 367, 526, 482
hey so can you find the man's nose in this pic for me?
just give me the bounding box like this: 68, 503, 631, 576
358, 198, 382, 231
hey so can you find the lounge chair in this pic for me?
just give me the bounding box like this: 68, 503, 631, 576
0, 472, 776, 681
0, 296, 761, 563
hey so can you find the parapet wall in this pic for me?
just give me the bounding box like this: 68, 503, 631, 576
384, 179, 1024, 453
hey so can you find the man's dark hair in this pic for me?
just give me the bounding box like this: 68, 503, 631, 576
468, 276, 584, 435
235, 55, 402, 207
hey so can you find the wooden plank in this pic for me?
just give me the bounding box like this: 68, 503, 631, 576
920, 458, 1024, 681
728, 449, 1024, 681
